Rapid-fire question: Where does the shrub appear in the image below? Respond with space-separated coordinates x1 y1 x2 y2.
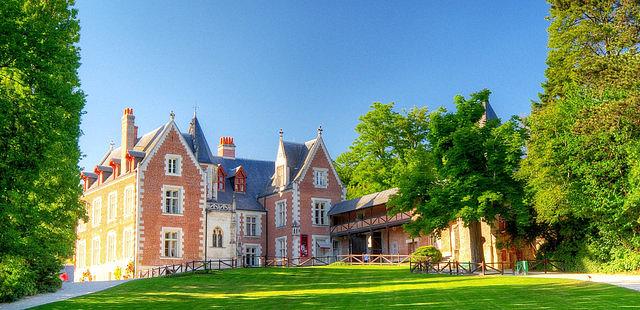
114 267 122 280
411 246 442 264
0 256 37 302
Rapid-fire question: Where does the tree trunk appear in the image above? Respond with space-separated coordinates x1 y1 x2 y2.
468 220 485 263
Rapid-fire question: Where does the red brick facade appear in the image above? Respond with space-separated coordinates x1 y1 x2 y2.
139 127 204 267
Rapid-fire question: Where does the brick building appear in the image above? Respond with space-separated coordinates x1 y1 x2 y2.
76 108 344 280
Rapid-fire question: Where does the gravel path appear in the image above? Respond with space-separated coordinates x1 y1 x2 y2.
526 272 640 292
0 280 129 310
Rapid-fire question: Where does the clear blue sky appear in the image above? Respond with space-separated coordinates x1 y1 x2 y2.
77 1 550 170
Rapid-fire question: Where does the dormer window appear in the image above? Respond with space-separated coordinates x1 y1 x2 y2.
217 166 226 192
276 165 285 187
235 175 246 192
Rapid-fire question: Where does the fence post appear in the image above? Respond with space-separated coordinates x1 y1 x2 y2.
482 262 486 275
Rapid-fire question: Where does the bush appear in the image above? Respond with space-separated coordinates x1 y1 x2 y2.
114 267 122 280
0 256 37 302
411 246 443 264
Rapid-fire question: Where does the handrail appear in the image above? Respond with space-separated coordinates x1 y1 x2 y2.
410 259 563 275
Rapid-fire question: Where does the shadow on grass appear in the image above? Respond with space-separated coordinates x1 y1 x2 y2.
36 266 640 309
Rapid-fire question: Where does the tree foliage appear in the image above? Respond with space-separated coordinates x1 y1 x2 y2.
520 88 640 271
542 0 640 104
388 90 531 262
335 102 429 199
0 0 85 301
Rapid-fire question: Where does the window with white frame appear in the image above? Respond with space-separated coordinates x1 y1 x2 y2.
312 199 330 226
107 231 116 262
276 237 286 258
244 245 258 266
91 237 100 265
212 227 223 248
313 168 328 188
77 219 86 233
275 200 286 228
107 191 117 222
162 229 181 258
92 198 102 227
163 186 182 214
124 186 134 217
123 228 134 259
245 215 257 236
77 240 86 268
165 154 182 176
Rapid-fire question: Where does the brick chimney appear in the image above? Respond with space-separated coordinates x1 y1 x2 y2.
121 108 136 175
218 136 236 159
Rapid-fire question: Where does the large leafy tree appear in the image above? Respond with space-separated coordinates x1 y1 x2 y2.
389 90 530 263
522 0 640 271
335 102 429 199
521 88 640 271
0 0 85 301
542 0 640 104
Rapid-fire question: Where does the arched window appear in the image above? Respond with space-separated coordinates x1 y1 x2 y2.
212 227 223 248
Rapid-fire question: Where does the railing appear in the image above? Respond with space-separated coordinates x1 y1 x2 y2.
336 254 410 265
331 212 412 234
138 258 239 278
410 259 563 275
264 256 336 267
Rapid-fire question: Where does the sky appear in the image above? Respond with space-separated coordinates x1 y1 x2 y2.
76 1 550 170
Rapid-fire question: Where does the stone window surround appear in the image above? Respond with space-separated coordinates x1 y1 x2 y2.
275 199 287 228
92 197 102 227
160 227 183 259
311 197 331 227
275 236 287 258
107 191 117 223
161 185 184 216
165 154 182 176
312 167 329 188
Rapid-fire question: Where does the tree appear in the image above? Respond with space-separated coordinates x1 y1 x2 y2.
520 87 640 271
335 102 429 199
389 90 531 263
0 0 85 301
542 0 640 104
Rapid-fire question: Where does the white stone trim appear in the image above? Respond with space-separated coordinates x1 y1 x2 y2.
123 185 134 218
164 154 182 176
312 167 329 188
107 191 117 223
106 230 117 263
310 197 331 227
122 226 134 261
160 227 183 259
242 211 262 237
91 197 102 227
76 239 86 269
91 236 101 266
275 236 287 258
275 199 287 228
161 185 184 215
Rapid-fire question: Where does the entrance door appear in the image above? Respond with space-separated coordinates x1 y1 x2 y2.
350 234 367 254
371 231 383 254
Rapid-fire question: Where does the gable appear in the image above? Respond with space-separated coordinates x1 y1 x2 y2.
295 137 343 190
139 121 203 177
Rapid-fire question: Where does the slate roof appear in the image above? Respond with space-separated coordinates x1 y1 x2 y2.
210 156 275 211
261 138 317 195
328 188 399 216
184 115 215 164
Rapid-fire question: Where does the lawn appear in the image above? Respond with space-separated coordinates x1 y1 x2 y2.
38 265 640 309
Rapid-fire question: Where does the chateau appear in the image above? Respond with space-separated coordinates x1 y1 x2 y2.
76 108 345 281
75 105 532 281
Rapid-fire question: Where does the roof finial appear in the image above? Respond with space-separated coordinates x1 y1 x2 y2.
317 125 323 136
279 128 283 139
193 104 198 117
109 139 115 150
169 110 175 121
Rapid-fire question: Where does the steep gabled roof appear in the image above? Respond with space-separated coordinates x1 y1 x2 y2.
184 115 215 164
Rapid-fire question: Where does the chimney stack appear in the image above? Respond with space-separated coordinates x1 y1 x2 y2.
121 108 136 175
218 136 236 159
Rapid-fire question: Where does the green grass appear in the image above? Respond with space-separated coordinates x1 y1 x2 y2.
38 265 640 309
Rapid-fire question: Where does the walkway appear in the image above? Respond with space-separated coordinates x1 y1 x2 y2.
0 280 129 310
527 272 640 292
